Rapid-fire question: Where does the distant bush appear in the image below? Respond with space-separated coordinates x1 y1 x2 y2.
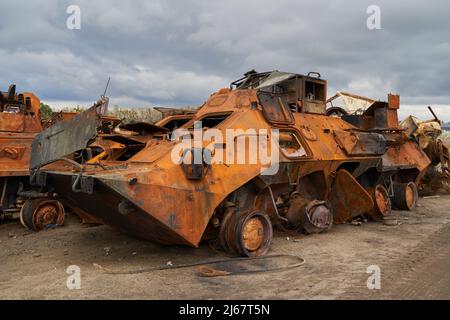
111 106 162 124
39 103 53 120
55 105 164 124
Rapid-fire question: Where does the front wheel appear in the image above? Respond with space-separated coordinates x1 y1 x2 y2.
220 211 273 257
20 199 65 231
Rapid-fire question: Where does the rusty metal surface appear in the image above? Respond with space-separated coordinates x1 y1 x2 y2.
400 114 444 150
32 70 436 255
369 184 392 220
0 85 64 222
300 200 333 234
19 199 65 231
333 130 386 156
330 169 374 224
0 85 113 226
0 85 44 177
425 140 450 173
0 134 37 177
382 140 430 173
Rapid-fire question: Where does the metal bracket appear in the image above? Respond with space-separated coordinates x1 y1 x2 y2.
30 170 47 187
267 185 288 222
72 174 94 194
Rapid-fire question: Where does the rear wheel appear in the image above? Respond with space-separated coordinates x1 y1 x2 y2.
20 199 65 231
393 182 418 210
368 184 392 220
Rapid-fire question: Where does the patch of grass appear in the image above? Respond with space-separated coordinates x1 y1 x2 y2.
111 107 162 124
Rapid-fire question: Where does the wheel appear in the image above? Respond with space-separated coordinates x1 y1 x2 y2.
393 182 418 210
326 107 348 118
301 200 333 234
368 184 392 220
221 211 273 257
20 199 65 231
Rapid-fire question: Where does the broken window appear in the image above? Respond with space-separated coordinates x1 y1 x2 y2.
161 118 192 132
186 113 232 129
305 80 325 102
279 131 307 158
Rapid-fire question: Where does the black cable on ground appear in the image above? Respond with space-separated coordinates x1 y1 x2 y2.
93 254 305 277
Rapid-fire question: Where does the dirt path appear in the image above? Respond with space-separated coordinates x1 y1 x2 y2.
1 195 449 300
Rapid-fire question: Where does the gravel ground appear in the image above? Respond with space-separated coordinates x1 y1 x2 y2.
1 195 449 300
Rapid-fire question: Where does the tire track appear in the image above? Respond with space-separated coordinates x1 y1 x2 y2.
340 222 450 299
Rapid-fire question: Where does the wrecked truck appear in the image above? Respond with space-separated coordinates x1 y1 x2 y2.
0 84 65 230
29 70 430 256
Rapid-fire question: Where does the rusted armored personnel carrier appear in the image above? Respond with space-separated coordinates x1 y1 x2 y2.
30 70 430 256
0 84 65 230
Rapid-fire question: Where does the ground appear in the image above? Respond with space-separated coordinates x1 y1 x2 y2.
1 195 450 300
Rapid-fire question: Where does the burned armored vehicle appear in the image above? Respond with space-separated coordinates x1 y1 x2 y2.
327 90 449 196
0 85 65 230
30 70 430 256
400 107 450 194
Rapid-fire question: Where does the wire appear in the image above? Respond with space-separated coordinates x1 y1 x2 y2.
93 254 305 277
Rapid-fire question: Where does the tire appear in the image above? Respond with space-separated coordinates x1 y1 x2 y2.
326 107 348 118
368 184 392 220
221 211 273 257
19 199 35 230
19 199 65 231
393 182 418 210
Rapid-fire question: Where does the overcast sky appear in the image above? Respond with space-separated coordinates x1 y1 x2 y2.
1 0 449 120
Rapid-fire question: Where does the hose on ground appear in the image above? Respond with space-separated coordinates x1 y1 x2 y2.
93 254 305 277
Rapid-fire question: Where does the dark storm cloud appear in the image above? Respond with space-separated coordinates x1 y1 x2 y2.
0 0 449 119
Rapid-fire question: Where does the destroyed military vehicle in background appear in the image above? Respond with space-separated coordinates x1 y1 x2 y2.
0 85 65 230
28 70 434 257
326 90 450 195
0 86 126 230
400 107 450 194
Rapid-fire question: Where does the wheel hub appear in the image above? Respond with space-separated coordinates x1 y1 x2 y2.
34 204 60 230
374 185 391 216
20 199 65 231
405 184 417 209
242 217 264 252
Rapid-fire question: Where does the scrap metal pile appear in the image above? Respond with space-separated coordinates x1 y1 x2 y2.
2 70 449 257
